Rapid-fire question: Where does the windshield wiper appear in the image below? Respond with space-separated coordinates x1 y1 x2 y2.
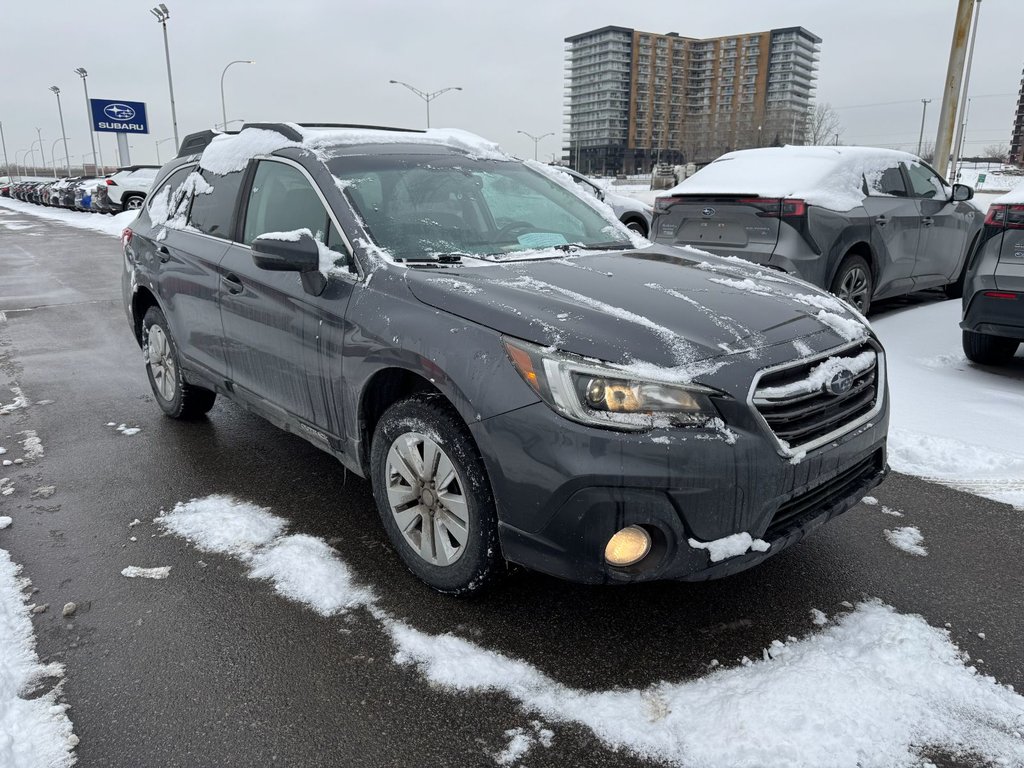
400 252 464 266
553 241 631 253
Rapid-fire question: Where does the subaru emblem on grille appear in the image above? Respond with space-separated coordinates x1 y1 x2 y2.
824 369 854 396
701 207 716 217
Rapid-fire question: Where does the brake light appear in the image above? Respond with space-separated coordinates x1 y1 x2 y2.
655 196 679 213
106 179 117 186
121 228 133 248
737 197 807 218
984 204 1024 229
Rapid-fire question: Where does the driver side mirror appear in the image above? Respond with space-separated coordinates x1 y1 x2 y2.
252 231 320 272
951 183 973 202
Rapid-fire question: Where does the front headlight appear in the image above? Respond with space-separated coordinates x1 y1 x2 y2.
504 337 720 430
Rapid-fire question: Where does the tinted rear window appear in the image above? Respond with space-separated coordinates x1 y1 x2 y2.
188 169 244 239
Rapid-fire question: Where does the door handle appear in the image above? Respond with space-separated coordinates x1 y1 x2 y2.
157 245 170 263
874 215 888 227
922 217 934 227
221 273 243 295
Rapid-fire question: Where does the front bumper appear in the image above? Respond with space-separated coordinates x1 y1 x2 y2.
471 393 889 585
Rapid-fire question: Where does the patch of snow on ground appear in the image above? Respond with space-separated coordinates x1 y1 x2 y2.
0 197 138 238
687 532 769 563
391 601 1024 768
0 386 29 415
493 721 554 766
17 431 43 460
0 517 11 530
0 549 78 768
120 566 171 580
155 495 285 557
862 496 879 506
885 527 928 557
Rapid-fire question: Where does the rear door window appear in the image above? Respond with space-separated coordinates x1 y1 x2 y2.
188 170 244 239
146 165 193 224
867 165 907 197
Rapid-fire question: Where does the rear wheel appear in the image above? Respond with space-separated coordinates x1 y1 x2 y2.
623 217 649 238
123 194 145 211
370 393 504 595
962 330 1020 365
141 306 217 418
830 254 874 314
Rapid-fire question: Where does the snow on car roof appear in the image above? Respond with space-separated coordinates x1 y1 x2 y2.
994 186 1024 205
199 125 508 175
667 145 922 212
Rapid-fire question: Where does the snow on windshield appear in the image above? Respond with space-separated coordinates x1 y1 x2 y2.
668 146 921 212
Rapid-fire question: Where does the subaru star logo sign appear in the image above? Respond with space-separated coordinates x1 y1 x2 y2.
701 207 716 217
824 369 854 396
103 103 136 121
90 98 149 134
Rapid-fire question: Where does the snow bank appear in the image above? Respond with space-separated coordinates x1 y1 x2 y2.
667 146 918 212
391 601 1024 768
0 197 138 237
0 550 77 768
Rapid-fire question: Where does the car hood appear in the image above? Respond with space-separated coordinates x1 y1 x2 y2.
404 245 869 377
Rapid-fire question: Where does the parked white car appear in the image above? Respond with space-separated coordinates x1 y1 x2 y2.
560 168 654 237
103 166 160 211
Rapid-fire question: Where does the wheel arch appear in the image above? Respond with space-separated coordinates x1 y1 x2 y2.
827 238 877 290
130 286 161 347
619 213 649 237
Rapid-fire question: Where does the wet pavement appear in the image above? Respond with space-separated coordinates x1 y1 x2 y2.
1 210 1022 767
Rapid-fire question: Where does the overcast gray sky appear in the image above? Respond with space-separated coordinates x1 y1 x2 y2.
2 0 1021 171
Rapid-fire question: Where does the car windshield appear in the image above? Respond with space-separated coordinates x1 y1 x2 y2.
326 154 631 261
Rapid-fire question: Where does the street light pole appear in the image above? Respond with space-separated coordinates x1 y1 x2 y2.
388 80 462 129
50 87 71 176
155 137 175 164
34 129 46 178
220 60 254 130
0 122 11 181
51 138 65 175
516 130 554 161
917 98 932 156
74 68 100 174
151 4 179 149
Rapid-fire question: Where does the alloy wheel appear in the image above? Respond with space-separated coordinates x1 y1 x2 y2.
147 325 177 402
837 266 870 310
385 432 469 567
125 197 144 210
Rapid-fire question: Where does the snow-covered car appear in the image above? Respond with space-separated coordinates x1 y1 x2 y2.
960 188 1024 364
560 167 653 237
103 165 159 211
121 122 889 595
653 146 984 314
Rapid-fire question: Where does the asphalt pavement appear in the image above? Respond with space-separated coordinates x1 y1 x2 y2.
1 209 1022 767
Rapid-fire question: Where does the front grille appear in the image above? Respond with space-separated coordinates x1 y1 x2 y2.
752 341 881 453
766 449 883 539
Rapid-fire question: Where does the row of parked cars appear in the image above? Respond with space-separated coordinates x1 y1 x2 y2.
1 165 159 214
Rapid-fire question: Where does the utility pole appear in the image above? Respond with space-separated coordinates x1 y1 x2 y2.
0 122 11 181
917 99 932 156
951 0 982 179
934 0 976 177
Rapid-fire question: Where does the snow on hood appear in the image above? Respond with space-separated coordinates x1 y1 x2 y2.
667 145 921 212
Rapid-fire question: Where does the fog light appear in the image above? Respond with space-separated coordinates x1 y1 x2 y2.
604 525 652 567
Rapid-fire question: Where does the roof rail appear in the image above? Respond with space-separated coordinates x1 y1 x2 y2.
176 129 238 158
295 123 426 134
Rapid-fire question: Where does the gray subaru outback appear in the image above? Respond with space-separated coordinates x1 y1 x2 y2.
121 123 889 594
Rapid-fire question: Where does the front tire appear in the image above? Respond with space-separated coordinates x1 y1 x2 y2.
962 330 1020 365
370 393 504 595
623 217 649 238
830 254 874 315
141 306 217 419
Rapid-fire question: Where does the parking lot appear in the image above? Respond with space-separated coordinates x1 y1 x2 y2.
2 204 1024 767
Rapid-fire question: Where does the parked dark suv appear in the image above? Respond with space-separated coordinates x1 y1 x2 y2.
121 123 889 594
961 192 1024 364
653 146 983 314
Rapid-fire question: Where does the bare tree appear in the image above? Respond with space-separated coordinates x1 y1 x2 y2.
807 103 842 146
983 143 1010 163
919 140 935 163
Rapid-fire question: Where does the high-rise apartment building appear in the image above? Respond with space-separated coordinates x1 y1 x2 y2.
564 25 821 174
1010 66 1024 164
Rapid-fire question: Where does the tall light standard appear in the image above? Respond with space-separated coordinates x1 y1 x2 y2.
0 122 11 181
220 59 254 130
17 149 32 178
150 4 179 149
32 131 46 177
73 68 100 174
155 137 176 164
516 130 554 161
51 138 69 176
917 99 932 156
388 80 462 129
49 86 71 176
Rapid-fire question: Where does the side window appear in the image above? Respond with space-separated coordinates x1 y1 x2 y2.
147 165 193 225
904 162 945 200
867 165 907 197
243 161 331 246
188 169 244 239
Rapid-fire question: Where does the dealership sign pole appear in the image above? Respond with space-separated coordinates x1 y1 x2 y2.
90 99 149 167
